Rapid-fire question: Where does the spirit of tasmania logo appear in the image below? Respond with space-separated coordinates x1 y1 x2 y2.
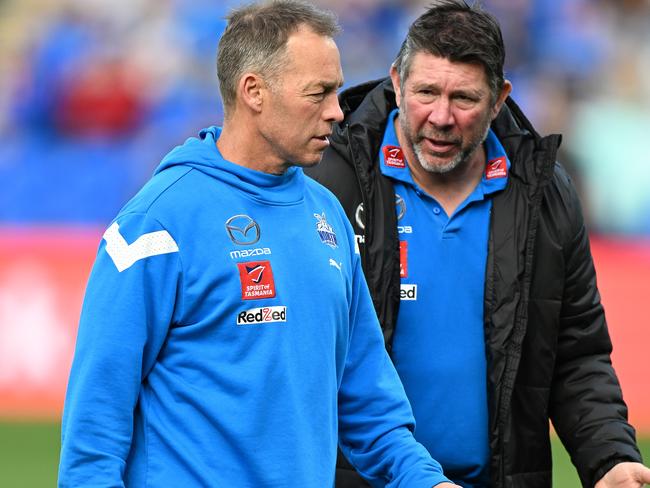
236 306 286 325
399 241 408 278
486 156 508 180
237 260 276 300
383 145 405 168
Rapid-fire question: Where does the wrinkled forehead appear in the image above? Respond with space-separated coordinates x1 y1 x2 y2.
405 51 489 86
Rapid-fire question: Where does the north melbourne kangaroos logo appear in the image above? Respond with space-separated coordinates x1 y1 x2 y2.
314 212 338 249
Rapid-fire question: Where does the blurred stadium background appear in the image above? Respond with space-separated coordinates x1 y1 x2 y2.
0 0 649 485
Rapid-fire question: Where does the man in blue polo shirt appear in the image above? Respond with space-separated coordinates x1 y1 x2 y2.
306 1 650 487
378 109 509 485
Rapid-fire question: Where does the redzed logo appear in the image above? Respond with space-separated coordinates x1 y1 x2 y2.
400 284 417 301
399 241 408 278
383 145 406 168
237 260 276 300
237 306 287 325
486 156 507 180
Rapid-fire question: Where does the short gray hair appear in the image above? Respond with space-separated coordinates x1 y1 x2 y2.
217 0 340 115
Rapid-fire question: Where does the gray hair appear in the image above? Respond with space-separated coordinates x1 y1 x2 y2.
393 0 506 102
217 0 340 115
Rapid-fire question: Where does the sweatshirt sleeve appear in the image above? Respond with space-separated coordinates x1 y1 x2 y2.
337 250 450 487
58 213 182 487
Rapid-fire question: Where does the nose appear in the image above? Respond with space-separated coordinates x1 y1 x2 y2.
427 97 455 129
323 92 344 123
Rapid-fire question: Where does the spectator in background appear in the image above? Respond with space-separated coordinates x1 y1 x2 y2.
0 0 228 224
58 1 459 487
306 0 650 486
566 0 650 235
1 0 650 231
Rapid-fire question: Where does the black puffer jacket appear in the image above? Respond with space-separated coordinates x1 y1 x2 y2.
306 78 641 488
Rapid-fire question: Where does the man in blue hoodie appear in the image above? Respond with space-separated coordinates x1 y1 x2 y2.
58 2 458 487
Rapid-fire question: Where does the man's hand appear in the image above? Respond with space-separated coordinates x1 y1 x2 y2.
595 462 650 487
434 483 461 487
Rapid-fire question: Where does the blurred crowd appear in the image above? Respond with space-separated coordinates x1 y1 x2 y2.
1 0 649 234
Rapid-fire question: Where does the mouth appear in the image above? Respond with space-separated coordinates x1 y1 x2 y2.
313 135 331 146
423 137 457 154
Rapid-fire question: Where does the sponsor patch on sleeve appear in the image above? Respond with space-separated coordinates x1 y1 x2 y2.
237 260 276 300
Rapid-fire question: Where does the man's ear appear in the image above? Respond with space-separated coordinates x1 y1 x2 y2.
491 79 512 120
239 73 265 113
390 65 402 108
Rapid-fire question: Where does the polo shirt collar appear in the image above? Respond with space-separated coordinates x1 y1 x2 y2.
379 108 510 197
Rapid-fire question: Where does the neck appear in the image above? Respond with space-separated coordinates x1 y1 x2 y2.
395 119 485 216
217 116 288 175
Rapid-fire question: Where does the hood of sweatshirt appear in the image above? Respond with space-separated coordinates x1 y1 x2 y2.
155 126 306 205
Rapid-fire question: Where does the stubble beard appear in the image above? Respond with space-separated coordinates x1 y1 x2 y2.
401 112 492 175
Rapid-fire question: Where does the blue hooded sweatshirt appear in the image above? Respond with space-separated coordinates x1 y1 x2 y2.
58 127 450 487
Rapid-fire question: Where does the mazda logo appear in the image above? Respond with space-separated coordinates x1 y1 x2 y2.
355 195 406 230
395 194 406 221
355 203 365 230
225 215 260 245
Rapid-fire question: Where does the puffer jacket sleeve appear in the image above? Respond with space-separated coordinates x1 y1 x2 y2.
547 164 641 487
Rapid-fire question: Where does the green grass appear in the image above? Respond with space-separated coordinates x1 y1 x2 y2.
0 421 61 487
0 420 648 487
553 435 650 487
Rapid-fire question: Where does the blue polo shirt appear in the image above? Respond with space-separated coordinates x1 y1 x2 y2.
381 110 509 487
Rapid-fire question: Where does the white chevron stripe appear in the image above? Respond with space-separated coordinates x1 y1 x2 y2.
103 222 179 272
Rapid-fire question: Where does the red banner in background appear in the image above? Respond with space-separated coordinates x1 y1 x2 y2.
0 229 649 433
0 227 101 419
590 237 650 434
